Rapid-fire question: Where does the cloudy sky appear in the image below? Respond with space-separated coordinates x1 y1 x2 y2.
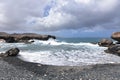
0 0 120 37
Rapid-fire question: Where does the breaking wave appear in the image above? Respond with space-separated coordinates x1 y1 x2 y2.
1 39 120 66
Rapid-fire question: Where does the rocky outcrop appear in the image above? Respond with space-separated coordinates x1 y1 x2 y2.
0 32 56 43
98 39 113 47
98 32 120 56
0 48 20 57
111 32 120 42
104 45 120 56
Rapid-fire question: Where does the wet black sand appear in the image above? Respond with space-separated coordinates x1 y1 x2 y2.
0 57 120 80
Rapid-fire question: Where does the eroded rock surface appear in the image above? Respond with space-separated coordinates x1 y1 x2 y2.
0 32 56 43
104 45 120 56
98 39 113 47
0 48 20 57
111 32 120 42
98 32 120 56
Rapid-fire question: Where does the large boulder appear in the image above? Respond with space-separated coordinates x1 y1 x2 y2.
104 45 120 56
0 48 20 57
98 39 113 47
111 32 120 42
5 48 20 56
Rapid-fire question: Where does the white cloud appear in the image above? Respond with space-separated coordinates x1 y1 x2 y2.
75 0 91 4
0 0 119 32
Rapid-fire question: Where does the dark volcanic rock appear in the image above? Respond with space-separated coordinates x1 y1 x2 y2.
104 45 120 56
5 48 20 56
0 32 56 43
98 39 113 47
98 32 120 56
0 48 20 57
111 32 120 42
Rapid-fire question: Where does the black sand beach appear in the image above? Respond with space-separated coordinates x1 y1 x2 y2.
0 57 120 80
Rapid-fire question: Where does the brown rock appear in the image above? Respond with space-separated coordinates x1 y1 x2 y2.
98 39 113 47
0 32 56 43
111 32 120 42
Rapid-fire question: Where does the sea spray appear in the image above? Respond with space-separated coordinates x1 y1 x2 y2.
0 38 120 66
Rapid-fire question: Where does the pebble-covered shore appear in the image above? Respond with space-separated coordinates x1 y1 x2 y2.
0 57 120 80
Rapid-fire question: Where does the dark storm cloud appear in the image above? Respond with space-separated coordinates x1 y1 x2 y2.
0 0 120 32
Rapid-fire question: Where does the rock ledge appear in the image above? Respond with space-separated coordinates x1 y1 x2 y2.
0 32 56 43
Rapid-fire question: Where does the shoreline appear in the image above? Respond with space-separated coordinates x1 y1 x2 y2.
0 57 120 80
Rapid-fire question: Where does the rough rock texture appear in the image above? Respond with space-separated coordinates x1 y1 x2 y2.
111 32 120 42
0 48 20 57
5 48 20 56
101 32 120 56
98 39 113 47
104 45 120 56
0 32 56 43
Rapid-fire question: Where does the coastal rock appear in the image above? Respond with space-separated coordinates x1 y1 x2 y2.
111 32 120 42
97 32 120 56
5 48 20 56
0 48 20 57
98 39 113 47
0 32 56 43
104 45 120 56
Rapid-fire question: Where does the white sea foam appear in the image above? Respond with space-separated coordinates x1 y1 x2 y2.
18 45 120 66
33 39 68 46
33 39 99 47
1 39 120 66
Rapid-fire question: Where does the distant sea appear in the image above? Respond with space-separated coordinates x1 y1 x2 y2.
0 37 120 66
58 37 106 43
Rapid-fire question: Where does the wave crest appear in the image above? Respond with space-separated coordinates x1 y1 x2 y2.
33 39 98 46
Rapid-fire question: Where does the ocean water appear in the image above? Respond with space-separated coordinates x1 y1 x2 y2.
0 37 120 66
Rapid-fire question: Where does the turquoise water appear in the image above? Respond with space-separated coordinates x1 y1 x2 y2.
0 37 120 66
57 37 105 43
